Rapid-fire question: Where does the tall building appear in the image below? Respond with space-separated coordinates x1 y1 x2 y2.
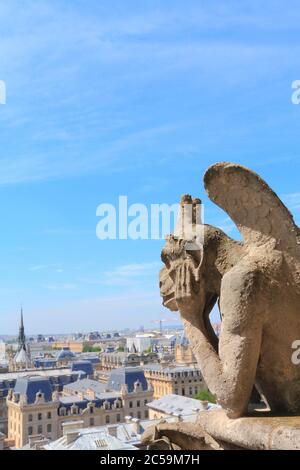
143 364 206 400
7 377 60 448
0 368 86 435
6 367 154 448
126 336 153 353
99 351 159 371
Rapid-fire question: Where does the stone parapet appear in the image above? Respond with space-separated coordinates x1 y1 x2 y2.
198 409 300 450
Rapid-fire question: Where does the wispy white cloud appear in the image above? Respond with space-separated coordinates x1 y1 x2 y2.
29 265 49 272
283 193 300 212
1 1 299 185
41 283 76 291
29 264 63 273
82 261 161 287
105 262 161 277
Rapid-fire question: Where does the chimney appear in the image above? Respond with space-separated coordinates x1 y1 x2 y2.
28 435 49 450
66 431 80 445
0 433 4 451
131 418 142 435
198 400 209 411
62 420 84 438
107 426 118 437
86 388 96 399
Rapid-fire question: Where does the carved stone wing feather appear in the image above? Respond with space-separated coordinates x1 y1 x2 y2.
204 162 300 255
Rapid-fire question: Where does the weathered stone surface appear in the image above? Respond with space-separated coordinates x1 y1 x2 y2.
160 162 300 419
198 409 300 450
141 421 222 450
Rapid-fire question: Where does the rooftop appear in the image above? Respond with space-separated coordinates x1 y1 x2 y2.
56 348 76 360
147 394 219 421
45 427 137 451
14 348 31 364
107 367 148 392
63 378 120 400
44 419 163 450
0 367 77 382
14 376 52 404
143 363 201 374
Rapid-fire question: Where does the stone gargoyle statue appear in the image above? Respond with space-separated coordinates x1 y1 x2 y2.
160 162 300 418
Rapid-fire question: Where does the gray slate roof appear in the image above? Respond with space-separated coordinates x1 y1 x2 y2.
147 394 219 419
107 367 148 392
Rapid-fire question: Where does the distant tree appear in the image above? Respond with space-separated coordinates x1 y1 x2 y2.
83 344 102 353
194 389 216 404
117 346 125 352
5 346 15 355
143 347 152 354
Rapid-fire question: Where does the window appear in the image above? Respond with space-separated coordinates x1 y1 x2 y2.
38 413 42 421
47 411 51 419
106 415 110 424
47 424 52 433
90 418 94 426
28 414 33 422
38 425 43 434
144 410 149 419
137 411 141 419
28 426 33 436
129 401 133 408
144 399 148 405
137 400 140 408
182 388 185 396
90 407 94 414
189 387 193 396
117 414 121 423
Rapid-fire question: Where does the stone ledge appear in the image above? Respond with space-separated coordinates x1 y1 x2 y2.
141 421 223 450
198 409 300 450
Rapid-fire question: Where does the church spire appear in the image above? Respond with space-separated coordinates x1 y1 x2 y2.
18 307 26 351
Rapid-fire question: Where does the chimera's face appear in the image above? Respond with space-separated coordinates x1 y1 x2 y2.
159 236 203 312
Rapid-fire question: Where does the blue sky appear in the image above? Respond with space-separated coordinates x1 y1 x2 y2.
0 0 300 334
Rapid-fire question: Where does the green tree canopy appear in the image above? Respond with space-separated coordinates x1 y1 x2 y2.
83 344 102 353
194 389 216 404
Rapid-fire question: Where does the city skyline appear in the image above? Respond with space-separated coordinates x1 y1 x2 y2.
1 1 300 333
